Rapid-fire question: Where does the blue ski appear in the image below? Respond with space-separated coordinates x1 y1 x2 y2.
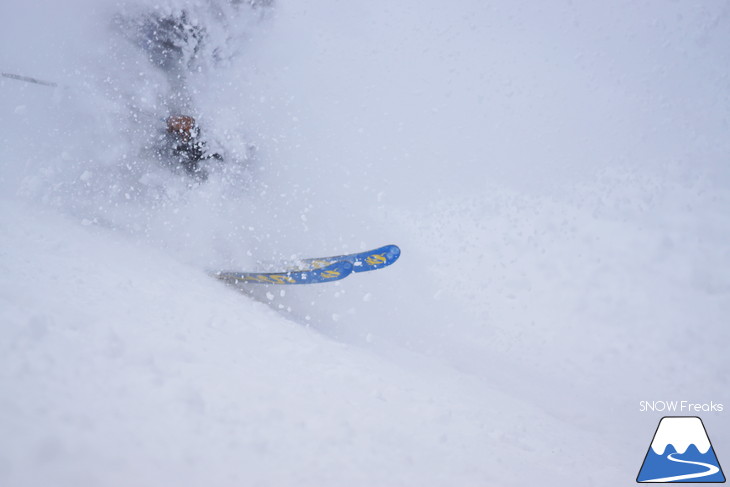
213 245 400 286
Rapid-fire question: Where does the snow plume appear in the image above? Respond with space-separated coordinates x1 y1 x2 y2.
224 1 730 341
1 0 274 268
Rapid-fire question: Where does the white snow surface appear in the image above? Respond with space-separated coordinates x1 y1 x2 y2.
1 0 730 486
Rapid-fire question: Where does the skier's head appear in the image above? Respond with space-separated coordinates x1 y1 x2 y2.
166 115 198 141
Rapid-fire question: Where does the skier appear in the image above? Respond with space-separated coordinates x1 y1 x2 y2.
161 115 223 179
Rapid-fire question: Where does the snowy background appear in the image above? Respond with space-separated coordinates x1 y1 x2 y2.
1 0 729 485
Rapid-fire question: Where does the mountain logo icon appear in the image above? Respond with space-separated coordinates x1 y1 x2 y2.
637 416 725 483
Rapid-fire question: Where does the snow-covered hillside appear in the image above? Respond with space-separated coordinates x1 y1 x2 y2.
1 1 729 486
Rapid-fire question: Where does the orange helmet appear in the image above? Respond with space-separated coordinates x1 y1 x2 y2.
166 115 197 141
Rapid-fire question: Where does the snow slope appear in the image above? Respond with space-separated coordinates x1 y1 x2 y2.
1 200 581 486
2 0 730 486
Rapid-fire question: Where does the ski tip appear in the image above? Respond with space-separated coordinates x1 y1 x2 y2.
351 244 401 272
388 244 401 259
382 244 401 264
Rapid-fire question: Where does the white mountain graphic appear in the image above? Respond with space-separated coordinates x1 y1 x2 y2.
651 417 712 455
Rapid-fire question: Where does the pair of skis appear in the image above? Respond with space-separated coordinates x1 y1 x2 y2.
213 244 401 285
